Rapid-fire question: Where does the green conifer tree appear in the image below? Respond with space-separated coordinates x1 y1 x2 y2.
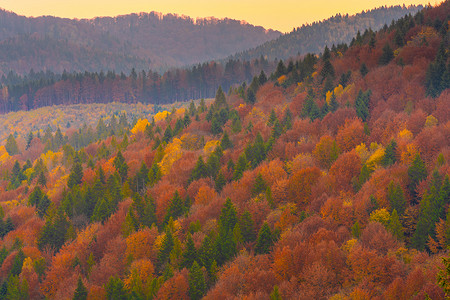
73 277 88 300
255 222 273 254
189 261 206 300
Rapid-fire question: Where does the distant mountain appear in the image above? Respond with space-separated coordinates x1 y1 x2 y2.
0 10 281 74
232 5 422 61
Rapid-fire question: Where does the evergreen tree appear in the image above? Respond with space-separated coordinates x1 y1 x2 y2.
206 154 220 179
387 180 406 215
215 171 226 192
408 153 427 203
73 277 88 300
379 43 394 65
91 199 109 223
191 156 208 181
360 63 369 77
382 140 397 166
388 209 404 241
157 228 174 272
5 134 19 156
214 86 227 110
25 131 33 150
425 42 449 97
233 153 248 181
164 191 185 224
189 261 206 300
113 151 128 183
182 234 197 269
355 89 372 122
220 131 233 150
282 108 293 130
209 115 221 135
68 156 83 189
148 162 161 186
274 60 287 77
352 221 361 238
106 277 128 300
258 70 267 85
270 285 282 300
10 249 25 276
37 171 47 187
240 211 256 243
162 125 173 143
255 222 273 254
28 186 50 217
268 109 278 126
252 173 267 196
217 199 238 264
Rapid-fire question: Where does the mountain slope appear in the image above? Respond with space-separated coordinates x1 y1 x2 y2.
0 2 449 300
232 5 422 61
0 10 280 74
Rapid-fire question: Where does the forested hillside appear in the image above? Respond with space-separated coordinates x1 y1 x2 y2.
0 57 275 113
232 5 422 61
0 9 280 74
0 1 448 299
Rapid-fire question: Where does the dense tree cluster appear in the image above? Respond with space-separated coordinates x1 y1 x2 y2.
0 2 448 299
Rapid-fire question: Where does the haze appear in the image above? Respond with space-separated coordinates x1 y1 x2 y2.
2 0 432 32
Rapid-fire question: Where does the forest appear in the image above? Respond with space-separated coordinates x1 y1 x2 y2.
232 5 422 62
0 57 275 113
0 1 448 299
0 9 280 74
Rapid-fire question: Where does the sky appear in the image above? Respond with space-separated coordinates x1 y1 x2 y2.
0 0 435 32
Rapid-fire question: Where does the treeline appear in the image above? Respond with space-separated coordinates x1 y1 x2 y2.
0 57 276 113
0 9 280 74
232 5 422 61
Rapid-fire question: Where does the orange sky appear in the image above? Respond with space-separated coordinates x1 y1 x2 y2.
1 0 436 32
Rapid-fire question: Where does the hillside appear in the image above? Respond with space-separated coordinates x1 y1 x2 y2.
232 5 422 61
0 1 448 299
0 10 280 74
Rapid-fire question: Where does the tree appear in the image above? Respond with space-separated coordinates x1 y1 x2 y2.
214 86 227 110
215 171 226 192
37 171 47 187
164 191 185 224
360 63 369 77
255 222 273 254
157 228 174 272
182 234 197 269
233 153 248 181
408 153 427 203
355 89 371 122
73 277 87 300
387 181 406 215
379 43 394 65
388 209 404 241
189 261 206 300
68 156 83 189
91 199 109 223
28 186 51 217
114 151 128 182
220 131 233 150
382 140 397 166
270 285 282 300
191 156 207 182
240 211 256 243
438 252 450 297
5 134 19 155
106 277 128 300
25 131 33 150
313 135 340 169
217 199 238 264
352 221 361 238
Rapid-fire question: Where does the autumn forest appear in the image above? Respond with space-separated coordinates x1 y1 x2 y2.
0 1 449 300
